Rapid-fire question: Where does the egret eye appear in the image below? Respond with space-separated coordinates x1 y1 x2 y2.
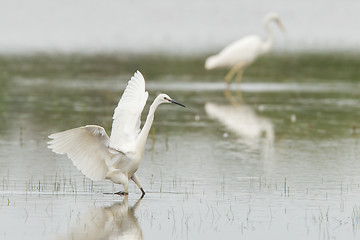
164 97 167 100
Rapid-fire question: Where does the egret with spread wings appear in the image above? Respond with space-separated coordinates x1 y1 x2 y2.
48 71 185 197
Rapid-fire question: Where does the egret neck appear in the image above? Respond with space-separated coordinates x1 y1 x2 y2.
136 96 162 154
260 19 274 55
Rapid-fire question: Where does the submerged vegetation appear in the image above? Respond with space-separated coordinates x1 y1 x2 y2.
0 51 360 82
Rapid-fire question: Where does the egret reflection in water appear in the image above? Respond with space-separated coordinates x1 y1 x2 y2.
205 102 274 146
55 197 143 240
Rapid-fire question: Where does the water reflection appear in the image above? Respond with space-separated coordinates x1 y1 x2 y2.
56 197 143 240
205 102 274 146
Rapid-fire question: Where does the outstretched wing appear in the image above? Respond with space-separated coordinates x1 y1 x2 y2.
110 71 149 150
48 125 112 181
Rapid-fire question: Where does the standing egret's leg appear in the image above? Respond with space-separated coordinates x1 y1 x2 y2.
131 174 145 198
235 68 244 84
234 68 244 104
224 64 242 84
106 171 129 195
224 63 244 105
114 182 128 195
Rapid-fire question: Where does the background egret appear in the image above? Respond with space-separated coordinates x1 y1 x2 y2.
48 71 185 197
205 12 285 84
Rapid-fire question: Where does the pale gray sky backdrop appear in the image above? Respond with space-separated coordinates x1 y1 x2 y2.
0 0 359 54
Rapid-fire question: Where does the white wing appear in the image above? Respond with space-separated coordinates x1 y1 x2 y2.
110 71 149 150
48 125 112 181
205 35 263 69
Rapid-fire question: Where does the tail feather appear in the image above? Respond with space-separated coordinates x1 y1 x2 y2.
205 55 219 70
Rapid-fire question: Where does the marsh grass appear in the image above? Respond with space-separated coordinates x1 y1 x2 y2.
1 52 360 82
0 173 98 196
352 205 360 234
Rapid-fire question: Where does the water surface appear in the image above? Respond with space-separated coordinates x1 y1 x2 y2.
0 54 360 239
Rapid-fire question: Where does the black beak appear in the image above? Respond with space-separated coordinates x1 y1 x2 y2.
170 99 186 107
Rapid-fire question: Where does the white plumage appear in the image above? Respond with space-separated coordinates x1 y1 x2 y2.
48 71 185 196
48 125 111 181
110 71 149 150
205 12 285 83
205 36 263 70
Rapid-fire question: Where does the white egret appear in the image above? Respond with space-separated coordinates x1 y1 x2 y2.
205 12 285 84
48 71 185 197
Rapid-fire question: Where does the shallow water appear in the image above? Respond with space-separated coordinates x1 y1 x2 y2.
1 55 360 239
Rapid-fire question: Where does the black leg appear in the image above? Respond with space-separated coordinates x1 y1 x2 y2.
140 188 145 198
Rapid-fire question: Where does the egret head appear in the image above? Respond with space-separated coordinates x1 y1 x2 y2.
157 93 186 107
263 12 286 32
